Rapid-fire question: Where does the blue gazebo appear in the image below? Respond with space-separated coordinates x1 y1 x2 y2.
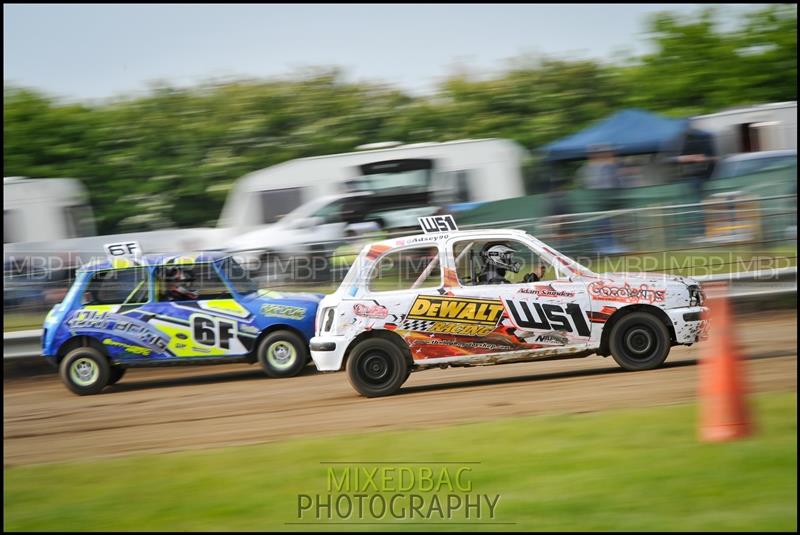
541 109 714 162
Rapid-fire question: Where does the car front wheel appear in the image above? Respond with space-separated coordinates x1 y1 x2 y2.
257 330 309 378
609 311 671 371
59 347 111 395
346 338 409 397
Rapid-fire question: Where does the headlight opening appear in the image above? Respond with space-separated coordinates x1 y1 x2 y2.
318 307 336 334
689 285 704 307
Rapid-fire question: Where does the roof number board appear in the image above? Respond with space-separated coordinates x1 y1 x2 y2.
418 215 458 234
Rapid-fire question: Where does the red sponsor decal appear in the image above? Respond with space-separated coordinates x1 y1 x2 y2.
588 306 618 323
443 267 460 288
366 244 391 261
410 341 467 359
402 326 545 360
588 281 666 304
353 303 389 319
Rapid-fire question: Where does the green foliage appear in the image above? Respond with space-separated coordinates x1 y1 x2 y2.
3 5 796 234
620 4 797 115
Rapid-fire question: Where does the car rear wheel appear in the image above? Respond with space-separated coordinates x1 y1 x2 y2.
346 338 409 397
609 311 671 371
59 347 111 395
257 330 309 378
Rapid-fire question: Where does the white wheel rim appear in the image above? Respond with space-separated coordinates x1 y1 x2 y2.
266 341 297 370
70 357 99 386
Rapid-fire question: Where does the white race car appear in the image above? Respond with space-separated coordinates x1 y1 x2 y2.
310 216 709 397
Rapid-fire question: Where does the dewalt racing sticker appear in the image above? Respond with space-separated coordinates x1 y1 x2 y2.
400 295 505 337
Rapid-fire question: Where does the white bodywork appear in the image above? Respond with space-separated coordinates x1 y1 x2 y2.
310 229 708 372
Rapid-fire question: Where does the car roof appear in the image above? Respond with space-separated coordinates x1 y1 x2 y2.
371 228 531 250
78 251 230 272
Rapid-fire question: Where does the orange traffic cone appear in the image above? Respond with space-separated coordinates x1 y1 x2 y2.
698 282 753 442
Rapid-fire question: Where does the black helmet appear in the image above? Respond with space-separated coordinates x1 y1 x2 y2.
481 244 521 273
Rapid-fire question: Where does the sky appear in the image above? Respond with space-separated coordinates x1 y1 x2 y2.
4 3 764 102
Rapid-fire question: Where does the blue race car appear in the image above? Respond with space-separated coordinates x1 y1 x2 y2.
42 252 321 395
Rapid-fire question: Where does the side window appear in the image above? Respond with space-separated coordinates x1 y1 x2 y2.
156 263 232 302
453 239 555 286
369 246 441 292
260 187 303 225
312 199 346 224
84 268 149 305
432 170 471 205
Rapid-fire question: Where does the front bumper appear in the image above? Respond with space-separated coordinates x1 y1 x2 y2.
309 335 348 371
666 306 709 344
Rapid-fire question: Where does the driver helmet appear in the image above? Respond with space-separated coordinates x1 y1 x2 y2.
481 244 521 273
164 266 194 283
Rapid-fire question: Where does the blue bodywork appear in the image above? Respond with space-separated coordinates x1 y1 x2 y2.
42 253 321 365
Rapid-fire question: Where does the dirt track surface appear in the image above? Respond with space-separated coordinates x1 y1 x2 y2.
4 311 797 466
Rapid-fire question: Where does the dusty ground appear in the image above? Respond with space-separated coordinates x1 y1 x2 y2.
4 311 796 466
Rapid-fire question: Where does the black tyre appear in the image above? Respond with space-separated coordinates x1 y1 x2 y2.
609 311 671 371
257 330 309 378
346 338 409 397
59 347 111 395
108 366 127 385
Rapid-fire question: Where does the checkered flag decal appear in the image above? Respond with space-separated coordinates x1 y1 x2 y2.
397 319 436 332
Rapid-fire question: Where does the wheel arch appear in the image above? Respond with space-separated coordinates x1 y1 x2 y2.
55 335 108 364
342 329 412 369
251 323 310 359
598 304 676 356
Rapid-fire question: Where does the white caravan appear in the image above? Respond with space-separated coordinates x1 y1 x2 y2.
3 177 223 265
691 101 797 156
218 139 530 232
4 177 96 245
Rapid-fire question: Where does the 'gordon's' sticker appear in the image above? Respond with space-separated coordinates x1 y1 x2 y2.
406 295 504 327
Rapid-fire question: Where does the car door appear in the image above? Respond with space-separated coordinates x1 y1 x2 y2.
358 243 448 362
444 236 593 355
139 262 254 358
70 266 168 360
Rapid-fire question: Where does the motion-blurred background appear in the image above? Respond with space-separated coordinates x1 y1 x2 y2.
4 5 796 335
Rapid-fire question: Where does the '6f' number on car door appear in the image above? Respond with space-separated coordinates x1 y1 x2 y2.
191 314 236 349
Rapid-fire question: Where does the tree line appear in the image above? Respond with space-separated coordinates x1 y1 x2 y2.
3 5 796 234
